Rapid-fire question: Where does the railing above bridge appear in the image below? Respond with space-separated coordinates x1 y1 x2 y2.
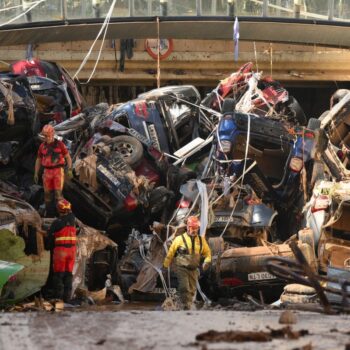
1 0 350 26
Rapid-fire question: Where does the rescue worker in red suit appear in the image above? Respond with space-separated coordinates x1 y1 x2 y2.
34 124 73 216
47 199 76 302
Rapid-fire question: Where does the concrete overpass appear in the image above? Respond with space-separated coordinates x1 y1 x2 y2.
0 0 350 47
0 0 349 116
1 17 350 48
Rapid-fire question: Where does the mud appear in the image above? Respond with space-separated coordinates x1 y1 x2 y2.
1 309 350 350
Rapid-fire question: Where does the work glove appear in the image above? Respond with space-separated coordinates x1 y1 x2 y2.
34 173 38 184
202 262 210 271
66 169 73 179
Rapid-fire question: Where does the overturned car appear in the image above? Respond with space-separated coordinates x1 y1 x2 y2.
0 191 118 305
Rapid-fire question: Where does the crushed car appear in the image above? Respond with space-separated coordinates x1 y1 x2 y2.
3 60 337 307
201 62 307 125
0 73 38 181
11 58 85 125
0 190 119 305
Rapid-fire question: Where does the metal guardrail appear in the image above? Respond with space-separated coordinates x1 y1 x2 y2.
0 0 349 25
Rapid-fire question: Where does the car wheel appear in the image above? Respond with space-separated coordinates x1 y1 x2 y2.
109 135 143 167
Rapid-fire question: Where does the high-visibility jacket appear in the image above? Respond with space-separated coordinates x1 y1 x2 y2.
163 232 211 269
48 212 76 249
48 212 77 273
38 139 68 168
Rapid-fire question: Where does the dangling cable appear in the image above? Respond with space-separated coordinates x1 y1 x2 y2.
0 0 46 27
83 10 112 84
73 0 117 80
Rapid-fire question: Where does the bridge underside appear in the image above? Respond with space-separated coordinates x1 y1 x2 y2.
0 19 349 117
1 19 350 48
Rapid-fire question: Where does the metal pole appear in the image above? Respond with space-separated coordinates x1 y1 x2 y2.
211 0 217 15
294 0 301 19
160 0 167 16
227 0 234 17
22 0 32 22
148 0 152 15
196 0 202 16
129 0 134 16
262 0 268 17
92 0 101 18
328 0 335 20
61 0 67 20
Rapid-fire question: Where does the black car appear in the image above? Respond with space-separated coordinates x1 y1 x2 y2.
0 73 38 179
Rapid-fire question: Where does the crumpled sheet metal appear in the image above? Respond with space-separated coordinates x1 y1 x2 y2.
72 220 117 295
15 211 42 235
75 219 117 258
128 235 166 294
128 224 168 295
74 154 98 190
0 193 42 233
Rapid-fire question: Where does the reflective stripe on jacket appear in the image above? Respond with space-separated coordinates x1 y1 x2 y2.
163 232 211 268
48 212 76 249
54 226 76 246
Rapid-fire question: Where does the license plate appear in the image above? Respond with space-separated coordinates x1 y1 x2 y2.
215 216 235 223
147 124 161 150
247 272 276 281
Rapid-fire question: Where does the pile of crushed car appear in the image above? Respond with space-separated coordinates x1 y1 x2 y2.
0 59 349 312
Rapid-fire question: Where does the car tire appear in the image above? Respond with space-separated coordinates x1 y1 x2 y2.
307 117 321 130
109 135 143 167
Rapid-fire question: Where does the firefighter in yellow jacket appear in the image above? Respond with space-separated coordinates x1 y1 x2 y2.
163 216 211 309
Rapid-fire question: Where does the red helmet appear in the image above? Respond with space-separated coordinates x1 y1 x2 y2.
187 216 200 229
42 124 55 137
57 199 71 213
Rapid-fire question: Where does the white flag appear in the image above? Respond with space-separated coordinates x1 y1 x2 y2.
233 17 240 62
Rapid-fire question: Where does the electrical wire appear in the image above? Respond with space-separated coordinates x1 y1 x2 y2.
0 0 46 27
0 3 36 13
73 0 117 81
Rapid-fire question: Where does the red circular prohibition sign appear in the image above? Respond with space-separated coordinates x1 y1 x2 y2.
145 38 174 60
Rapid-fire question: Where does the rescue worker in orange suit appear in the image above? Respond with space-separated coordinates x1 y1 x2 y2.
163 216 211 310
34 124 73 216
47 199 77 302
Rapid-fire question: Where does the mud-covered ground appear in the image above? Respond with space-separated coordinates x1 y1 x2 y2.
1 307 350 350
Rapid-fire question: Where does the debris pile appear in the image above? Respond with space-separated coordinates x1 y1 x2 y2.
0 60 349 312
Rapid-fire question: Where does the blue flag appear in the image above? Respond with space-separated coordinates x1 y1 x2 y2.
233 16 240 62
